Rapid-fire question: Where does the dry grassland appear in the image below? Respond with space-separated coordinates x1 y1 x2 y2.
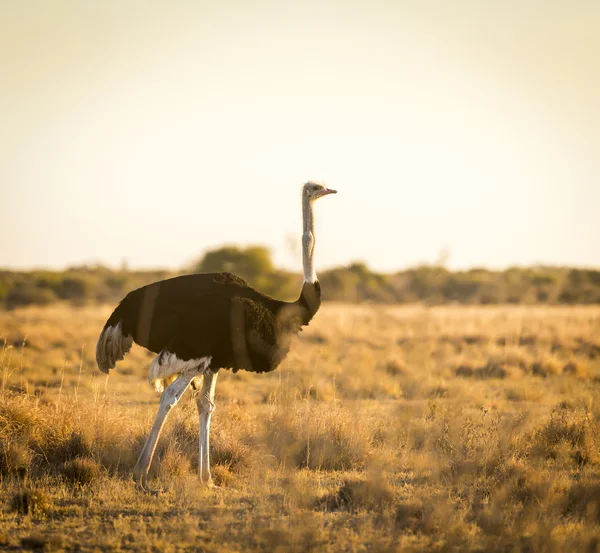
1 303 600 552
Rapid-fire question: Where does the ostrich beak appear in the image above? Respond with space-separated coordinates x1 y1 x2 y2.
319 188 337 197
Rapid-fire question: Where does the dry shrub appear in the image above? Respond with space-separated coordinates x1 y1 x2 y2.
44 430 93 465
455 362 508 379
394 500 429 531
395 495 459 539
472 503 506 537
0 390 143 479
394 373 423 400
263 403 370 471
383 356 405 376
529 357 562 378
406 418 429 452
243 511 327 553
422 410 538 512
504 387 526 402
0 393 48 478
1 392 79 458
562 481 600 523
98 441 140 475
427 384 449 398
277 471 319 510
506 470 550 506
531 409 596 464
462 334 489 346
157 445 191 482
338 364 403 400
21 534 65 552
211 464 236 487
0 392 44 440
574 339 600 360
501 348 534 370
10 489 52 515
0 441 32 479
61 457 103 485
319 476 393 512
211 433 254 472
562 361 590 378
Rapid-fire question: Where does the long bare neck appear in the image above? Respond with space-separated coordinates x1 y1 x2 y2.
302 196 317 283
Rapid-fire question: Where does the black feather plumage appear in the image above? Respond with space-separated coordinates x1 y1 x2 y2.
97 272 321 374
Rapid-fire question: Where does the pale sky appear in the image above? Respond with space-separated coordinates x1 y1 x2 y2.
1 0 598 273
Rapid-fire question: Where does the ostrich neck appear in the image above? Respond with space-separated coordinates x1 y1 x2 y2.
302 197 317 283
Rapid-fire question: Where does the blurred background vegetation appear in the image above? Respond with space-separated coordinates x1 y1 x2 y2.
1 245 599 309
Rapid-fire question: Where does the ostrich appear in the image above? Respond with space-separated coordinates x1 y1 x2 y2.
96 182 336 492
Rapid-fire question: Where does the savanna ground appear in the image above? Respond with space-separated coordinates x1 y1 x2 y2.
1 303 600 552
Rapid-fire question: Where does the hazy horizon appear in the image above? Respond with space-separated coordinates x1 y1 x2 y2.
1 249 599 275
2 1 598 273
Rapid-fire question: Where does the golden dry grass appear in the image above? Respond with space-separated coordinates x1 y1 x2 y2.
1 302 600 552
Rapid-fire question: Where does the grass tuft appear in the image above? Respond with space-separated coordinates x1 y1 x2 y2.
319 476 393 512
531 409 596 463
61 457 103 485
10 489 52 515
20 533 65 552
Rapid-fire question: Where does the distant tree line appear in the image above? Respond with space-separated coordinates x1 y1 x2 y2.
1 246 599 309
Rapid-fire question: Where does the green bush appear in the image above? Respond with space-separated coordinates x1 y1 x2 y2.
0 254 599 308
5 283 57 309
195 245 274 282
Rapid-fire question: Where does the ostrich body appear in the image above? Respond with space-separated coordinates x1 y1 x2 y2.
96 182 336 492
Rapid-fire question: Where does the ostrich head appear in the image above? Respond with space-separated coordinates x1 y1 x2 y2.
303 181 337 201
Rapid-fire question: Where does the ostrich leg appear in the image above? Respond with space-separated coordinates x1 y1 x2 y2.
133 364 206 494
196 369 218 485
